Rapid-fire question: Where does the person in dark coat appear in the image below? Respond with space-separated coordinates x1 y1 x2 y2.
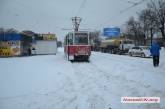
28 48 31 56
150 41 161 67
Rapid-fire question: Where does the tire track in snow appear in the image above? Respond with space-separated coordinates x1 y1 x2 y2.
71 63 107 109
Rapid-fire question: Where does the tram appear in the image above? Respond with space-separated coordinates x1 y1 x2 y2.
64 31 91 61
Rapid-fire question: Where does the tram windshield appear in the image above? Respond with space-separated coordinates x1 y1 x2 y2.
74 33 88 45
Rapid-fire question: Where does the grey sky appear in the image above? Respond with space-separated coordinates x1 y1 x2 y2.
0 0 149 40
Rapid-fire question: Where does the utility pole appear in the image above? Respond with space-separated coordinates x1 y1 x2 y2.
3 28 5 41
71 16 82 31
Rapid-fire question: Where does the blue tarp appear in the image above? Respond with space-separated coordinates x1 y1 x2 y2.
0 33 22 41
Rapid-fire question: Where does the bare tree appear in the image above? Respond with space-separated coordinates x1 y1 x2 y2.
6 28 19 33
139 8 157 45
124 0 165 46
126 16 145 45
89 31 101 51
148 0 165 42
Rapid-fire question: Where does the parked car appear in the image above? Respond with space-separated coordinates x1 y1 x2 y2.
128 46 151 58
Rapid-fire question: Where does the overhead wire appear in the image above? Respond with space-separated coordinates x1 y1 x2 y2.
12 0 63 30
6 0 148 31
98 0 148 28
61 0 88 31
76 0 87 16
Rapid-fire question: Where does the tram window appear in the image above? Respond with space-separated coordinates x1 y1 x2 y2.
67 34 73 45
68 39 73 45
75 36 88 45
64 37 67 45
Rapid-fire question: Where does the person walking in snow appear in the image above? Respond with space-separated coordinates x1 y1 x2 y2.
150 41 161 67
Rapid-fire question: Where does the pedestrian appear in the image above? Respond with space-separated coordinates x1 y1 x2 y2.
28 48 31 56
150 41 161 67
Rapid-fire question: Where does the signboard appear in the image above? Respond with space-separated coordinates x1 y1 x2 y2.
43 34 56 40
103 28 120 37
0 47 11 56
36 34 57 41
0 41 21 56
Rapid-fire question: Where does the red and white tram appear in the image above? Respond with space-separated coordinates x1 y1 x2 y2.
64 31 91 61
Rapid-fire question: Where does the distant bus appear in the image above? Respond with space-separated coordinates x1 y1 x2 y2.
64 31 91 61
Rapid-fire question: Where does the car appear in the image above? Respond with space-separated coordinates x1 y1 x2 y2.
128 46 152 58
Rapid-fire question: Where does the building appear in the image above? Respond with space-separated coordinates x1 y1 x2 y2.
0 32 22 57
0 29 57 57
34 33 57 55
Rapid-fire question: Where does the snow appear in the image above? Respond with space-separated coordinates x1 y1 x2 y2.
0 48 165 109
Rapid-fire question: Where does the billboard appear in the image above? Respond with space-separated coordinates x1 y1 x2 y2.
103 28 120 37
0 41 21 56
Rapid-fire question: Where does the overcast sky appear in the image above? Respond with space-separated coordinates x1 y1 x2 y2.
0 0 149 40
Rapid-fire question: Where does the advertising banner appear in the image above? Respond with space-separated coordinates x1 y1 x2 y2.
42 34 57 41
36 34 57 41
0 41 21 56
103 27 120 37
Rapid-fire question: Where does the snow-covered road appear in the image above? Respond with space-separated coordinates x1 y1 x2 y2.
0 48 165 109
